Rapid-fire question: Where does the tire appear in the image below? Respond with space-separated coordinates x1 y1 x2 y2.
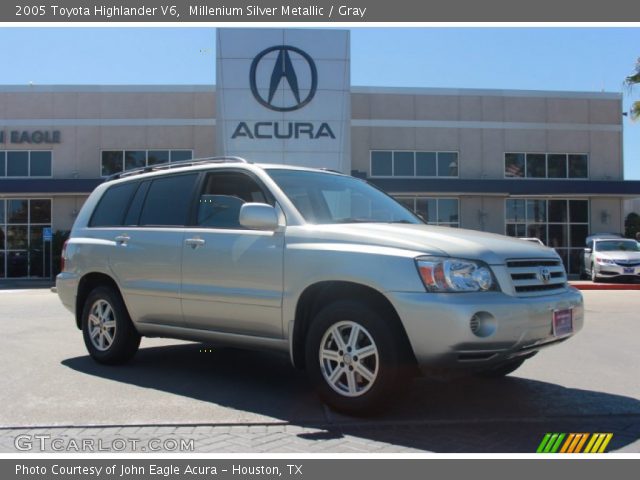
591 263 600 283
477 358 526 378
305 300 411 415
81 286 140 365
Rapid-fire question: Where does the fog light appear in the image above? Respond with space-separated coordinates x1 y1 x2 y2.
469 311 497 338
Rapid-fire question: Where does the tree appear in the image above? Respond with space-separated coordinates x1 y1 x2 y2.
625 57 640 120
625 212 640 239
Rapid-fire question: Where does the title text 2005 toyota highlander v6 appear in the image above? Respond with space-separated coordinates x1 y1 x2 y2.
57 157 583 413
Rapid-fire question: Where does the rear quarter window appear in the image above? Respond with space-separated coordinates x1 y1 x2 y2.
89 182 139 227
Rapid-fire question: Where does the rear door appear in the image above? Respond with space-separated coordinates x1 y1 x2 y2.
180 170 284 338
107 173 199 327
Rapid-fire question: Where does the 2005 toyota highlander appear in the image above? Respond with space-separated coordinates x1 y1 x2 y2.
57 157 584 413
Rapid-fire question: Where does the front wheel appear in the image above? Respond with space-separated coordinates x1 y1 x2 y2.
81 286 140 364
591 263 600 283
305 300 411 415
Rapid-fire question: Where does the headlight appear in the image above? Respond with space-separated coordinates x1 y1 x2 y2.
595 257 616 265
415 256 497 293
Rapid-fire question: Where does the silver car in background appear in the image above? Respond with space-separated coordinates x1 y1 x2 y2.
57 158 584 414
583 236 640 282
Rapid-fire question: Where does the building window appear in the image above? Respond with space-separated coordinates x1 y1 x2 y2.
394 196 460 227
0 198 52 279
505 198 589 275
0 151 52 177
504 153 588 179
371 151 458 178
101 149 194 177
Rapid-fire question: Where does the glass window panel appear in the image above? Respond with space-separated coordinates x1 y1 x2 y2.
438 199 459 224
139 174 198 226
123 181 150 226
569 154 588 178
568 249 583 275
548 200 568 223
557 250 569 275
438 152 458 177
30 151 52 177
30 200 51 224
0 152 6 176
393 152 414 176
506 199 526 222
527 199 546 223
416 152 437 176
0 226 5 250
416 198 437 223
147 150 169 165
547 154 567 178
7 226 28 249
395 197 415 212
124 151 146 171
569 200 589 223
0 251 4 278
7 151 28 177
0 199 4 224
170 150 192 163
8 200 28 223
90 182 139 227
371 151 392 176
29 226 46 277
101 151 123 176
570 224 589 248
506 224 517 237
526 154 546 178
548 224 568 248
7 251 28 278
526 224 547 245
516 224 526 237
505 153 525 178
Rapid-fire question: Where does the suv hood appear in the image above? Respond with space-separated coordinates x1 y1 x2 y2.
301 223 559 265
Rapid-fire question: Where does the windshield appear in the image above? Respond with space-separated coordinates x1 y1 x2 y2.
596 240 640 252
267 169 423 225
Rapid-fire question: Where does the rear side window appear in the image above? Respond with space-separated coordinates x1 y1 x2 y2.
89 182 139 227
139 173 198 226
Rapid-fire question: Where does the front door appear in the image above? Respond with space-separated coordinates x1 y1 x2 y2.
181 170 284 338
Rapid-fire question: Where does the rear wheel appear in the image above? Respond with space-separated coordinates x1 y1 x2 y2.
305 300 411 415
81 286 140 364
477 358 526 378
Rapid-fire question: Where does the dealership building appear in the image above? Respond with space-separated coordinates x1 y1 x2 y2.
1 28 639 280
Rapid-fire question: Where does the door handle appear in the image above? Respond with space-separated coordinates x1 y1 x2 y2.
114 234 130 245
185 237 206 249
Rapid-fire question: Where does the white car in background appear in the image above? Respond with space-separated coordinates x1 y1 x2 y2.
583 235 640 282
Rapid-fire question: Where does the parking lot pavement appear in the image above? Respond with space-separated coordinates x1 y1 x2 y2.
0 289 639 453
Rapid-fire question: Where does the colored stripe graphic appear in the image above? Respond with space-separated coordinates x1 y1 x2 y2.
538 433 613 453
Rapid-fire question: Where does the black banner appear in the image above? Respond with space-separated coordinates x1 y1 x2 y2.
3 0 640 22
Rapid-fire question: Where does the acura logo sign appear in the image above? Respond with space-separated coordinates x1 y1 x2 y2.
249 45 318 112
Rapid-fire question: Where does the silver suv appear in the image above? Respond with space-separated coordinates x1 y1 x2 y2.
57 157 584 413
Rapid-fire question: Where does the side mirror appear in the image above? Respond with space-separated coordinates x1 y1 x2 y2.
583 247 592 253
239 203 279 231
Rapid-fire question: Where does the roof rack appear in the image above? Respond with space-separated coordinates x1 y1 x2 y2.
106 156 250 181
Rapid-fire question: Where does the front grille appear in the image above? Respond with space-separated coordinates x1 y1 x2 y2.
615 260 640 267
506 258 567 297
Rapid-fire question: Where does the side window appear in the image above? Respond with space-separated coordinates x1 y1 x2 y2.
139 174 198 226
89 182 139 227
196 172 271 229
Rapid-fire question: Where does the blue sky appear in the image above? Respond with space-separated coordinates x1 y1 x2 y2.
1 27 638 178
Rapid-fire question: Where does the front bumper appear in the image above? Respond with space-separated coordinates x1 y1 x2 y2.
387 287 583 373
595 263 640 278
